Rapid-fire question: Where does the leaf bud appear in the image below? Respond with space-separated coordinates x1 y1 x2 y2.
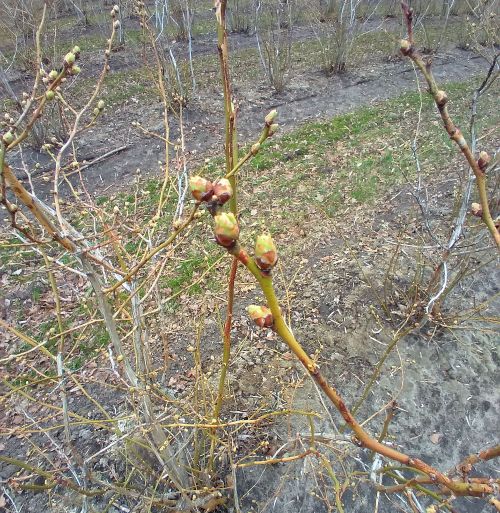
247 305 273 328
97 100 105 110
268 124 279 137
114 20 121 29
45 90 55 101
72 46 81 55
255 234 278 271
71 65 81 75
214 212 239 248
48 70 58 81
251 142 261 155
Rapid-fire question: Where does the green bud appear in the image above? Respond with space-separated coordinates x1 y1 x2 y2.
97 100 105 110
189 175 213 202
251 142 261 155
45 90 55 101
213 178 233 205
2 131 14 145
71 65 81 75
48 70 58 81
93 108 100 116
64 52 76 65
247 305 273 328
265 109 278 125
214 212 239 248
72 46 81 55
255 234 278 272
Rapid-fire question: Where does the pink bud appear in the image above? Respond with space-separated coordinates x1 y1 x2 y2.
435 90 447 107
470 203 483 217
477 151 491 171
400 39 411 55
189 175 213 202
255 234 278 272
214 213 239 248
213 178 233 205
247 305 273 328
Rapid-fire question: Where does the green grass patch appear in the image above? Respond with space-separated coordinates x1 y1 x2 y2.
239 76 498 218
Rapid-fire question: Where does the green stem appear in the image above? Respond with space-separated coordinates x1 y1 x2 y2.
225 124 271 180
402 8 499 248
228 244 498 498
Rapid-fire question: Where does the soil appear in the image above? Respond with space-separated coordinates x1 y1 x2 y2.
1 11 499 513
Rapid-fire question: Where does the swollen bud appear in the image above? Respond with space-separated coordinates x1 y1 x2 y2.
265 109 278 126
477 151 491 171
189 175 213 202
255 234 278 272
435 90 447 107
48 70 58 81
247 305 273 328
93 108 100 116
97 100 105 110
214 212 239 248
213 178 233 205
2 131 14 145
45 90 55 101
400 39 411 55
72 46 81 55
71 65 81 75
